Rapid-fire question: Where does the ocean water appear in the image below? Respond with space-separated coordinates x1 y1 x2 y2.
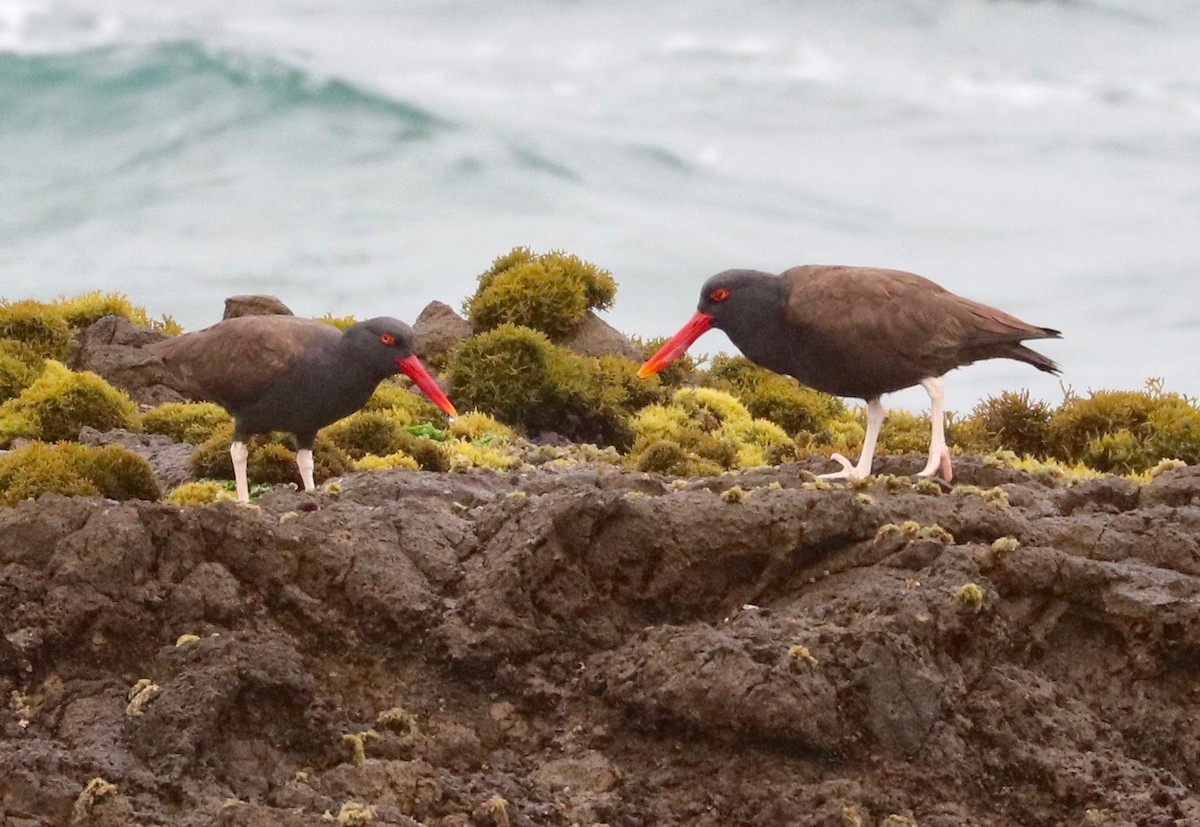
2 0 1198 413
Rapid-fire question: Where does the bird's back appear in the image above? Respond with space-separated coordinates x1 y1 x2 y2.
779 265 1060 397
151 315 340 415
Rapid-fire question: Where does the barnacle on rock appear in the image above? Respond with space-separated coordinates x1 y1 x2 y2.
125 678 160 716
375 706 419 734
720 485 748 504
991 536 1021 554
955 583 985 612
333 801 375 825
787 644 819 666
71 778 119 823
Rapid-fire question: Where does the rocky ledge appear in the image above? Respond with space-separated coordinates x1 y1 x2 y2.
3 458 1200 826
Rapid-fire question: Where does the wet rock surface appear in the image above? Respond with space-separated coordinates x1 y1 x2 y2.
3 461 1200 825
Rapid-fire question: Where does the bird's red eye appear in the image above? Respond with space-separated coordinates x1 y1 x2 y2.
710 288 731 302
379 333 396 346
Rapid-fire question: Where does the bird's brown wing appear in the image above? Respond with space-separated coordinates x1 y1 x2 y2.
782 265 1052 379
151 316 338 411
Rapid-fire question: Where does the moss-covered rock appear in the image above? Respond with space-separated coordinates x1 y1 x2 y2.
465 248 618 340
353 451 420 472
394 431 450 472
633 438 702 477
0 441 160 505
447 410 515 442
447 324 639 447
877 409 941 457
189 427 355 486
957 390 1053 458
322 411 409 460
444 437 521 471
1047 384 1200 473
448 324 568 426
635 335 698 388
54 291 181 334
365 380 448 426
0 361 139 447
627 388 796 476
139 402 232 445
0 299 72 360
87 444 163 501
702 355 845 435
165 480 234 506
0 339 45 404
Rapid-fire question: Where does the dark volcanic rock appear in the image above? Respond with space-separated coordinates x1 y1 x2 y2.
412 300 472 366
560 310 642 360
3 465 1200 825
70 315 187 405
222 295 294 319
78 426 194 490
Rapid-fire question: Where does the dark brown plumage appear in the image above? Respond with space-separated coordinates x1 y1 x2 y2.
639 265 1061 481
152 314 456 501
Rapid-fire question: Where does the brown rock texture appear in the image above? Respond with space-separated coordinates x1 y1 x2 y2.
69 316 185 406
559 310 642 360
3 461 1200 825
412 301 473 366
222 295 295 320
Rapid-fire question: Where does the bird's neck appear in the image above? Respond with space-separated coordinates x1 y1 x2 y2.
716 280 808 376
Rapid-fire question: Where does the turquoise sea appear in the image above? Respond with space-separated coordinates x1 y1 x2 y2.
2 0 1198 411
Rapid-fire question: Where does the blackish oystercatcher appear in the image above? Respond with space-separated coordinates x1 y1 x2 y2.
639 265 1060 481
153 315 456 501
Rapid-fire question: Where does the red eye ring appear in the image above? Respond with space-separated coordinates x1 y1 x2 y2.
710 288 731 302
379 333 396 346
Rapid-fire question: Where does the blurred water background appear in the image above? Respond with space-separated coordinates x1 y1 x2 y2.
2 0 1198 411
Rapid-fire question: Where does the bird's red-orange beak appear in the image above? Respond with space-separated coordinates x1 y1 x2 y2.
637 311 714 378
396 354 458 417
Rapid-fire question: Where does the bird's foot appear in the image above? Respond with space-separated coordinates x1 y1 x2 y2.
818 453 869 482
916 446 954 482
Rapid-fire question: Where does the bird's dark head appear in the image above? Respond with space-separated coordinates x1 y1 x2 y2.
347 317 457 416
638 269 778 379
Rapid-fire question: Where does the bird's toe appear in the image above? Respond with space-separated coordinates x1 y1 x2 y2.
818 453 864 481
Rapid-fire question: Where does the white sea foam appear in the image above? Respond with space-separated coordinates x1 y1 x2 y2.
0 1 123 54
2 0 1199 405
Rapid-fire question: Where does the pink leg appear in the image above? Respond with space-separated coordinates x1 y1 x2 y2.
917 377 953 481
821 397 885 481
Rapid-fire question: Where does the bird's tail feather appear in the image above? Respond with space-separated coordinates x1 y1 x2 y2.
1009 344 1061 375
